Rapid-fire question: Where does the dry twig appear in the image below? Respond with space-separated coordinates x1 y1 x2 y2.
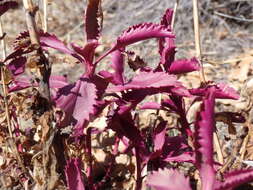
43 0 48 32
192 0 206 83
0 15 28 177
171 0 179 30
22 0 61 189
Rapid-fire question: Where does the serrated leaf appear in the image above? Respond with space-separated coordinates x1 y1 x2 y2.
96 23 174 63
40 33 84 62
158 9 176 71
117 23 173 48
85 0 102 41
65 158 86 190
157 37 176 71
12 31 85 63
146 168 192 190
108 71 190 97
194 87 216 190
190 83 239 100
55 75 108 135
214 169 253 190
160 8 173 27
55 76 97 135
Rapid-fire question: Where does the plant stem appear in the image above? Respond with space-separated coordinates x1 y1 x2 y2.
43 0 48 32
22 1 61 189
192 0 206 83
135 147 142 190
213 132 224 165
86 128 93 190
171 0 179 30
23 0 40 45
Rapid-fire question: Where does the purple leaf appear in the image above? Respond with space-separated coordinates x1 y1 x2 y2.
55 77 97 135
146 168 192 190
161 136 193 163
164 152 195 163
148 135 194 170
108 71 190 97
49 75 69 98
169 57 200 74
8 75 68 93
40 33 84 62
85 0 102 41
215 83 240 99
110 49 125 85
107 103 142 143
12 31 84 63
117 23 174 49
99 49 125 85
158 9 176 71
71 41 98 75
96 23 174 63
71 41 98 65
7 56 26 76
194 87 216 190
0 1 18 16
160 8 173 27
214 169 253 190
158 38 176 71
8 75 32 92
65 158 86 190
49 75 68 89
162 95 192 137
153 121 167 152
55 75 108 135
190 83 239 100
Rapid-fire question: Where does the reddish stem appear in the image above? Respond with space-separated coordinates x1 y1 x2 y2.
85 128 93 190
135 146 142 190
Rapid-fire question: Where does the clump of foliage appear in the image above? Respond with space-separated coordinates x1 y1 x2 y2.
0 0 252 190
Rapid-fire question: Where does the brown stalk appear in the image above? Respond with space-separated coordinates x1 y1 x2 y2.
213 132 224 165
192 0 206 83
22 0 61 188
43 0 48 32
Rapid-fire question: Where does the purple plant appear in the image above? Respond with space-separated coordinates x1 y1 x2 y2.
3 1 253 190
